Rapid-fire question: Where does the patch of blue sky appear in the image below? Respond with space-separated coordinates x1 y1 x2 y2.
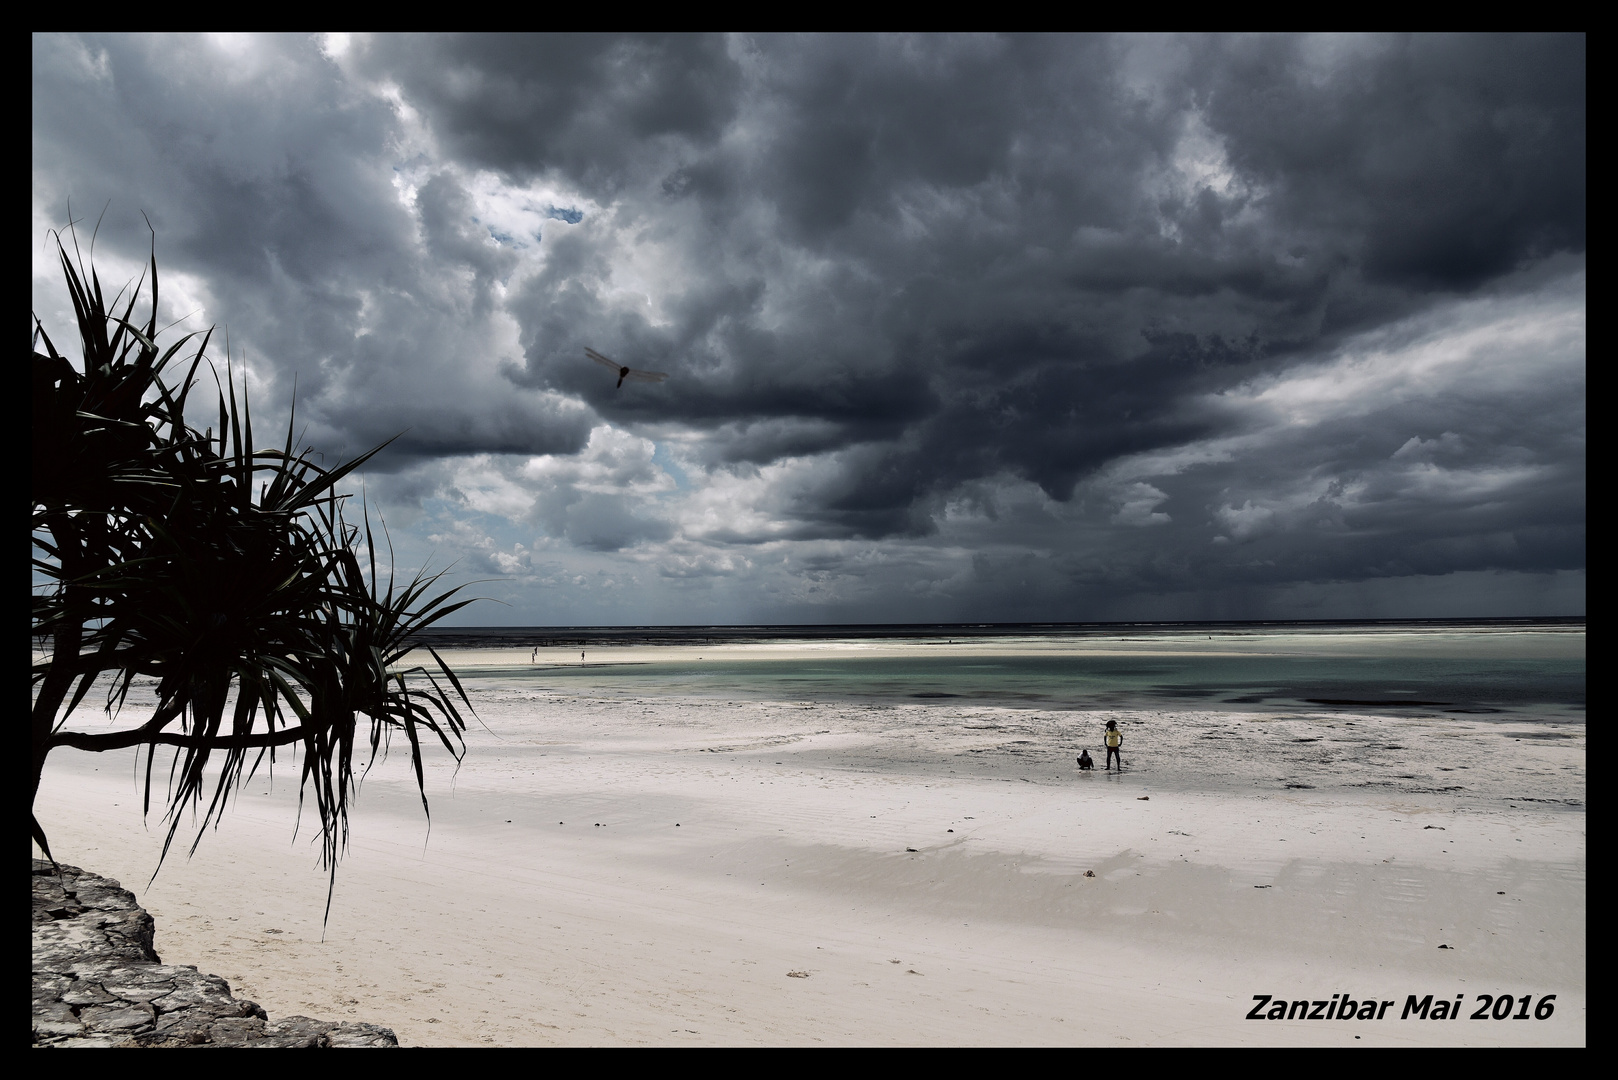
651 442 690 491
469 215 521 247
401 500 539 578
545 205 584 224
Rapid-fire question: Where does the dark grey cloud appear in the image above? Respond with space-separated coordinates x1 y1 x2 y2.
537 492 674 552
1201 34 1585 290
32 33 1584 618
452 34 1580 550
32 33 594 465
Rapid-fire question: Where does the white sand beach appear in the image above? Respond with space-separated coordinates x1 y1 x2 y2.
34 643 1585 1046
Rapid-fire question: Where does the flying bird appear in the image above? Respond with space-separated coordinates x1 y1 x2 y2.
587 347 669 389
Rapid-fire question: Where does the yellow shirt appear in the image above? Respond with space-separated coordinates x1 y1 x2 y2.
1105 729 1122 747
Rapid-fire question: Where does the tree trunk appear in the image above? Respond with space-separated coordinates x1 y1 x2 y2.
32 513 87 859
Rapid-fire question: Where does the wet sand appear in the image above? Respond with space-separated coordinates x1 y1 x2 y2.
34 671 1584 1046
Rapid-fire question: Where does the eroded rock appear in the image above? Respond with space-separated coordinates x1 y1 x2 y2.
32 861 397 1048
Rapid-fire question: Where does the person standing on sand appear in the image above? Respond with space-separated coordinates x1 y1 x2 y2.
1104 720 1123 771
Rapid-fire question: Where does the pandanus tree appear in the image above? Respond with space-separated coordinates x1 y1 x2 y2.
32 225 478 910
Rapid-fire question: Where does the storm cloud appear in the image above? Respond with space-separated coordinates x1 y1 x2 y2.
32 33 1584 622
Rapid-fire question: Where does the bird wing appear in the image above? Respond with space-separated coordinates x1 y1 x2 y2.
585 347 622 371
622 368 669 383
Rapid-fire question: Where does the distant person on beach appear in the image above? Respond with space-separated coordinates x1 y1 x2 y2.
531 647 538 663
1077 749 1094 771
1104 720 1123 771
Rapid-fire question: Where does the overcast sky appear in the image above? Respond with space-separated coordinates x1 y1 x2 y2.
33 33 1585 625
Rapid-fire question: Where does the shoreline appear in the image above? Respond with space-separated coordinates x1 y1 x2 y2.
34 691 1585 1046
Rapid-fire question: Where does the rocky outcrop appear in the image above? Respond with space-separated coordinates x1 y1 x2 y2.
32 860 397 1048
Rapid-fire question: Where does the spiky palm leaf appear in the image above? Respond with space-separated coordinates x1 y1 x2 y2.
32 222 478 911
